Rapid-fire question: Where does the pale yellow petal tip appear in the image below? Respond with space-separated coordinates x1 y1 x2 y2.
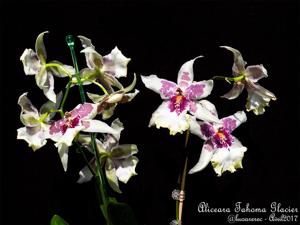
212 159 244 176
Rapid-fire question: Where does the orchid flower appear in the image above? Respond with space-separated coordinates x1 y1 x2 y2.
49 103 118 171
77 119 138 193
87 73 139 120
220 46 276 115
77 35 131 92
20 31 74 102
189 109 247 176
141 57 219 135
17 92 61 151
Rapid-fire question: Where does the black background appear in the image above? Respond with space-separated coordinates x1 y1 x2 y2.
1 0 299 225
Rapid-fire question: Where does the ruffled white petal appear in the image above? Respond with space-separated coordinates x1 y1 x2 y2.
17 126 48 151
189 142 214 174
102 47 130 78
141 75 177 99
149 101 190 135
115 156 138 184
177 56 203 88
211 137 247 176
20 49 41 75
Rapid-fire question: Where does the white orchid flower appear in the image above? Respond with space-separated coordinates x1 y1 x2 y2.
141 57 219 135
220 46 276 115
17 92 61 151
189 109 247 176
49 103 118 171
20 31 74 102
77 119 138 193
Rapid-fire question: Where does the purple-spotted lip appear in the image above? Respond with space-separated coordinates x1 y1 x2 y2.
49 103 94 135
211 128 233 149
168 94 189 115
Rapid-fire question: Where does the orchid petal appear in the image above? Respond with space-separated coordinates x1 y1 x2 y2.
191 100 220 123
245 65 268 82
55 143 69 172
115 156 138 184
77 35 95 49
35 31 48 64
185 80 214 100
221 82 245 100
189 117 211 140
40 92 63 121
120 89 139 103
17 126 48 151
20 49 41 75
102 47 131 78
18 92 38 115
53 126 82 146
221 111 247 133
211 137 247 176
87 92 106 103
81 46 103 69
41 71 56 103
141 75 177 99
177 56 203 88
77 165 94 183
246 82 276 115
220 46 246 75
48 60 74 77
83 119 119 139
149 101 190 135
71 103 98 119
105 158 122 193
189 142 214 174
111 144 138 159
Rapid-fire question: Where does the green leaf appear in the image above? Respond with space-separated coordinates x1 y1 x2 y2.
50 215 69 225
107 201 138 225
35 31 49 63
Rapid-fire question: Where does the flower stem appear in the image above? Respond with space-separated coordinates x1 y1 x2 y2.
212 74 245 83
59 81 72 116
176 130 190 223
66 35 86 103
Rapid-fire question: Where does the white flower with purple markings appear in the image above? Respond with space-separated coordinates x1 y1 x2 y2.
189 110 247 176
49 103 118 171
220 46 276 115
141 57 219 135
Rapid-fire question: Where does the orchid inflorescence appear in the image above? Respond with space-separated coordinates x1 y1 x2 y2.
141 47 276 224
17 32 276 225
17 32 139 225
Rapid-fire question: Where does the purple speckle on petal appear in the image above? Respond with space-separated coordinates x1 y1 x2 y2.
222 118 237 133
179 81 189 88
181 72 191 81
189 101 197 113
185 84 205 100
71 103 94 118
200 123 215 138
159 80 177 98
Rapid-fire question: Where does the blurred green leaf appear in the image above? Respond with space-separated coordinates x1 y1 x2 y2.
50 215 69 225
